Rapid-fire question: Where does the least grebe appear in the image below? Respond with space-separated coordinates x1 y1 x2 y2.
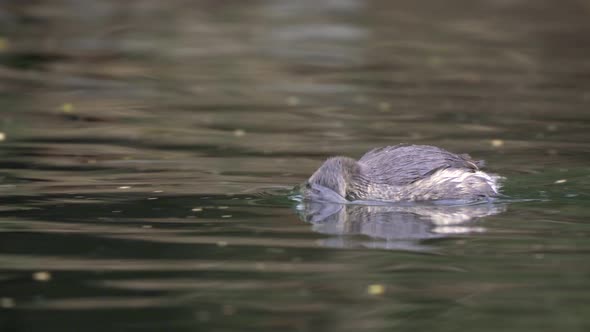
302 144 501 203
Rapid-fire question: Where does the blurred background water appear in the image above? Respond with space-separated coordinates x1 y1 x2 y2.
0 0 589 331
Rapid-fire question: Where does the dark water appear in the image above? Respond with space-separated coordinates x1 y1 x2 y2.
1 0 590 331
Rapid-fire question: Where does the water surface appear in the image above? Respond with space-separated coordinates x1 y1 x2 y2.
1 1 589 331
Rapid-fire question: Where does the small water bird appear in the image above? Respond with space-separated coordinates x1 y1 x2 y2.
302 144 501 203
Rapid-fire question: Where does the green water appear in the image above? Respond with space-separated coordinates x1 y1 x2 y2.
1 0 590 331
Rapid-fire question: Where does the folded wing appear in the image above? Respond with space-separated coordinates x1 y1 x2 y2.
358 144 481 186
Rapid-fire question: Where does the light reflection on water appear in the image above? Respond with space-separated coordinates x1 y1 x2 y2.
1 0 590 331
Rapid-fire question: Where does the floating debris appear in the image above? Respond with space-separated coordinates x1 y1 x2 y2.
490 139 504 148
0 37 8 51
367 284 385 295
0 297 15 308
554 179 567 184
378 101 391 111
354 95 367 104
221 215 233 218
222 304 236 316
32 271 52 282
118 186 131 190
61 103 74 113
266 248 285 254
196 310 210 322
233 129 246 137
0 132 5 142
428 55 443 67
286 96 300 106
191 207 203 212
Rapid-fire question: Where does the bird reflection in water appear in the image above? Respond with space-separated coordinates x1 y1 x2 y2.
295 200 506 251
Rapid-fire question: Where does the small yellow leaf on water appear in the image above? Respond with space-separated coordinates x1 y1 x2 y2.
32 271 52 282
61 103 74 113
0 132 6 141
0 37 8 51
367 284 385 295
490 139 504 148
554 179 567 184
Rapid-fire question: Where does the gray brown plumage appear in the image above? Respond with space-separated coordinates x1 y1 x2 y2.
303 144 501 203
